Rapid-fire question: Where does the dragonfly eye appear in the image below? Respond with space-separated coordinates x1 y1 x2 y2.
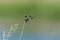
29 15 31 17
25 16 27 17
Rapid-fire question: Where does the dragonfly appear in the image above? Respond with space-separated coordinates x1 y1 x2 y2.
25 15 35 23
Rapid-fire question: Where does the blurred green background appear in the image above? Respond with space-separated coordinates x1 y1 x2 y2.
0 0 60 35
0 0 60 20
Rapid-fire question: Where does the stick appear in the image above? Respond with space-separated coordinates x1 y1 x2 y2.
20 21 26 40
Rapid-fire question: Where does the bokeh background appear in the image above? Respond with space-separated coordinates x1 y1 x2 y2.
0 0 60 40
